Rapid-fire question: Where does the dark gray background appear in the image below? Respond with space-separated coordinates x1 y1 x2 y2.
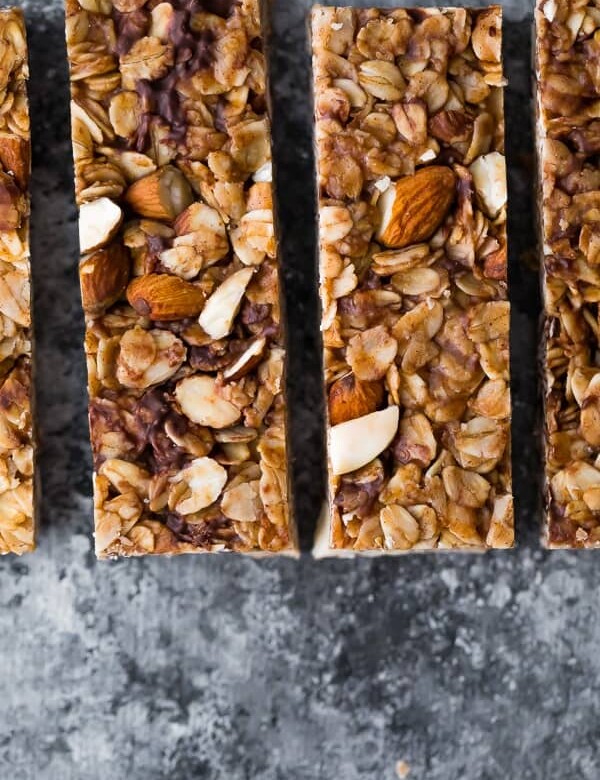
1 1 593 779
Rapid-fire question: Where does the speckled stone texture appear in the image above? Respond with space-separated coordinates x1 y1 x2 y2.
0 1 594 778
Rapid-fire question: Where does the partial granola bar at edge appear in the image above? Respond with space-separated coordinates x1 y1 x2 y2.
65 0 295 557
312 6 514 554
0 9 35 555
535 0 600 548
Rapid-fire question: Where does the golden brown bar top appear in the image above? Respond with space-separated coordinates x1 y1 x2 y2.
535 0 600 548
312 6 513 554
65 0 295 557
0 9 35 555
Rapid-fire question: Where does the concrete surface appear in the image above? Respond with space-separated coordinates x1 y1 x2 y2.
1 1 596 779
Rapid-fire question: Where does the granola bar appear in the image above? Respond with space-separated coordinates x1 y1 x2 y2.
312 6 514 554
0 10 35 555
535 0 600 547
64 0 295 557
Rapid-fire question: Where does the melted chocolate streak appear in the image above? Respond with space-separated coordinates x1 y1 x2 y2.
113 0 239 153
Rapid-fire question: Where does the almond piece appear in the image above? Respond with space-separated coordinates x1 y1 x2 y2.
472 8 502 64
223 337 267 381
150 3 175 40
330 406 399 476
377 166 456 249
175 375 241 429
80 243 131 315
469 152 507 218
199 268 254 340
328 373 384 426
0 171 25 230
79 197 123 254
127 273 205 320
0 132 29 188
125 166 193 221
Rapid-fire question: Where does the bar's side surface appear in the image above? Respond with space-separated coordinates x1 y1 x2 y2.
312 6 513 554
65 0 295 557
0 10 35 555
536 1 600 548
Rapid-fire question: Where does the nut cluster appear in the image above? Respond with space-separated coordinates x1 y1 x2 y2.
313 6 513 552
66 0 294 556
537 0 600 547
0 10 34 556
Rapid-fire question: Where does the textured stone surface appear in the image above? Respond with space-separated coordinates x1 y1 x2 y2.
0 1 593 779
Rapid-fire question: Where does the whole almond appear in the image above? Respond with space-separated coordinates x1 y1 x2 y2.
328 373 384 426
125 165 193 221
80 243 131 315
127 273 205 320
377 166 456 249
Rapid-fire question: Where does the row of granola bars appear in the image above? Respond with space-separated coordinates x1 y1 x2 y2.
0 0 596 556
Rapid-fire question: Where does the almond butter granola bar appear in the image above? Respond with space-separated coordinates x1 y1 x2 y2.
64 0 296 557
312 6 514 554
0 10 35 555
535 0 600 548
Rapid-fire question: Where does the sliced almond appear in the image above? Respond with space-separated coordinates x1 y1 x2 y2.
150 2 175 40
330 406 399 476
223 338 267 381
175 375 241 429
80 242 130 316
469 152 507 218
471 8 502 63
79 197 123 254
170 457 227 515
199 268 254 340
377 166 456 249
125 166 193 221
127 273 205 320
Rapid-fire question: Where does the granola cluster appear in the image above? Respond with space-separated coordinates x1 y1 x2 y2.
536 0 600 547
312 6 513 552
65 0 294 557
0 10 34 556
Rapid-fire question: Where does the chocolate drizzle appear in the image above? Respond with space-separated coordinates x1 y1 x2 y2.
113 9 150 56
113 1 222 151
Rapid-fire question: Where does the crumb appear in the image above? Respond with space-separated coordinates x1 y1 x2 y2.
395 761 410 779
